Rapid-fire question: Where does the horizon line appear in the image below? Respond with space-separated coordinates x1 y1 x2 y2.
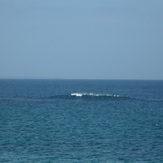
0 78 163 81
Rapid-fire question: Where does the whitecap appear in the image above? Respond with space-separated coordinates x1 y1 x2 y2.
71 93 121 98
71 93 84 97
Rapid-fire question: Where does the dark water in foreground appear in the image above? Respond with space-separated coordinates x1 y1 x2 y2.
0 80 163 163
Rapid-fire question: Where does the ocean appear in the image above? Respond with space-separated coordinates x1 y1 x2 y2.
0 79 162 163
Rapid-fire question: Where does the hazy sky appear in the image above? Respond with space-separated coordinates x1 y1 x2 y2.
0 0 163 79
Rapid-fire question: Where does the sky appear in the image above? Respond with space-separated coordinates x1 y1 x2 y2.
0 0 163 79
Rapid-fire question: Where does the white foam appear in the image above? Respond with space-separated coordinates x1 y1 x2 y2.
71 93 121 97
71 93 83 97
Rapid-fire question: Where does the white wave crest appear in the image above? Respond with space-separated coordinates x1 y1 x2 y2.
71 93 120 97
71 93 84 97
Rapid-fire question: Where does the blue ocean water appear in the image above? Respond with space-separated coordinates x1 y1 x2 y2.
0 79 162 163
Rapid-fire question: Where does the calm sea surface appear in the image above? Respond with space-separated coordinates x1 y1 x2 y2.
0 80 163 163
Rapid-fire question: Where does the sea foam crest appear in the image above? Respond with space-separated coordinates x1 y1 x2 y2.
71 93 120 97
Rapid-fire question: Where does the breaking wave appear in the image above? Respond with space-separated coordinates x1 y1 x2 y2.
47 93 131 101
0 93 131 102
71 93 121 97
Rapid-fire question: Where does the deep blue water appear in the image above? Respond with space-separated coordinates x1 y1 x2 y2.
0 79 163 163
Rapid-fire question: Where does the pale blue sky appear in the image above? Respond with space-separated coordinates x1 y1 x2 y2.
0 0 163 79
